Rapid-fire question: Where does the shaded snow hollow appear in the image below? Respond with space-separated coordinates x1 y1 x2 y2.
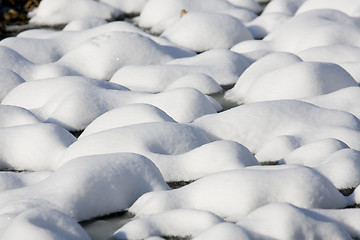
1 0 360 239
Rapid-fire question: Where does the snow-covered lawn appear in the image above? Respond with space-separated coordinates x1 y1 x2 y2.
1 0 360 239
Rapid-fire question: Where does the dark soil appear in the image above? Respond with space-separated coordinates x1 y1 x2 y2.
0 0 40 39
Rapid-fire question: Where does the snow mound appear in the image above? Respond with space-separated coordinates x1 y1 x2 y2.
296 0 360 17
303 87 360 119
298 45 360 65
0 123 76 171
298 45 360 83
100 0 148 15
29 0 124 26
192 100 360 163
0 105 40 128
63 17 108 31
193 223 252 240
2 76 128 130
130 165 349 221
161 12 253 52
1 207 91 240
225 52 303 104
0 153 169 221
57 31 191 80
0 46 33 80
165 73 223 95
237 203 352 240
226 52 357 104
280 138 349 167
315 149 360 189
243 62 356 103
246 12 291 39
0 171 51 193
233 9 360 54
59 122 257 181
113 209 223 239
138 0 261 34
2 21 178 65
3 76 218 130
0 69 24 101
80 104 175 138
111 49 252 92
261 0 307 16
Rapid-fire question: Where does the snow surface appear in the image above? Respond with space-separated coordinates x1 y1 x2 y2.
1 0 360 239
129 165 350 221
110 49 252 92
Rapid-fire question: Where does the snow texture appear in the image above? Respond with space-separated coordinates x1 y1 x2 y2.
0 0 360 239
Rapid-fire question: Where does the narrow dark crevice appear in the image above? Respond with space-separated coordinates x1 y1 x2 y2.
80 211 135 226
339 188 355 196
167 180 194 189
70 130 84 138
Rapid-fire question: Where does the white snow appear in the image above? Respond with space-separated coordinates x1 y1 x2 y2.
111 49 252 92
129 165 350 221
79 104 176 137
2 76 219 130
138 0 261 34
240 61 356 103
193 100 360 163
57 31 192 80
63 17 108 31
295 0 360 18
233 9 360 54
0 68 24 101
113 209 223 239
58 122 258 181
0 123 76 170
161 12 253 52
236 203 353 240
0 0 360 239
0 153 168 221
0 105 40 128
1 207 91 240
303 86 360 119
28 0 124 26
0 171 51 192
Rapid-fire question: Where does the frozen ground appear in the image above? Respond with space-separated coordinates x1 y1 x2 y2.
1 0 360 239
